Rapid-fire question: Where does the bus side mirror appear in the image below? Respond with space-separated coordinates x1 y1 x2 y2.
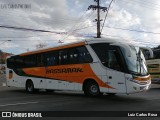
110 43 131 57
141 47 154 59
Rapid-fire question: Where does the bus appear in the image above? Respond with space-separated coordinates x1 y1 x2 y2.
146 49 160 84
147 59 160 84
6 38 153 96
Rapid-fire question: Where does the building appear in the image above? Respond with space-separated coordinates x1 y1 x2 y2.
0 51 13 74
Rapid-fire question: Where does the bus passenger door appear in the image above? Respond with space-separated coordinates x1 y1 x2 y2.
106 49 127 93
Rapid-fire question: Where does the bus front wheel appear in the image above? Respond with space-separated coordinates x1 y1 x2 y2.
26 80 35 93
84 81 100 96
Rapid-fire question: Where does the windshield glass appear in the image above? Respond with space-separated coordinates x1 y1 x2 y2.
123 46 148 76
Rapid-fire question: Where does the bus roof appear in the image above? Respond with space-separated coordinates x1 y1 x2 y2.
15 38 138 56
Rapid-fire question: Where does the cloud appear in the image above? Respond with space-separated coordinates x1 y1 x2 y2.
101 0 160 47
0 0 160 54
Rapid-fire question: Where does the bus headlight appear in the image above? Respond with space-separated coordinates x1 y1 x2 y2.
126 77 140 84
126 76 151 85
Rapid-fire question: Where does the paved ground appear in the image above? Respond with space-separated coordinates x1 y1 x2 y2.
0 75 160 120
0 74 6 87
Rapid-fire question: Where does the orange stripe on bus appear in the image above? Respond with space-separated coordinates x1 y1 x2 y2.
22 64 114 89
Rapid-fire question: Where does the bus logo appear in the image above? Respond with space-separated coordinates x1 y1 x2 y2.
46 68 83 74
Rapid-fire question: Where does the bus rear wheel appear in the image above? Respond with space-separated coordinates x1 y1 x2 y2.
26 80 35 93
84 81 100 96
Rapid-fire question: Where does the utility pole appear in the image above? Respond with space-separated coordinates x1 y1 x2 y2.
88 0 108 38
97 0 101 38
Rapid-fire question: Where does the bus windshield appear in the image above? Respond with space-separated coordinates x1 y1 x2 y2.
124 46 148 76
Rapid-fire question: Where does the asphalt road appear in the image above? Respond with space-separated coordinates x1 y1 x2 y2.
0 75 160 119
0 86 160 111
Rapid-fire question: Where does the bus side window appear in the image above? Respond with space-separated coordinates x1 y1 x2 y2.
68 46 92 64
46 51 58 66
7 57 15 69
36 54 44 67
16 57 24 68
76 46 92 63
68 49 74 64
46 56 55 66
24 55 36 68
59 50 68 65
68 48 79 64
58 46 92 65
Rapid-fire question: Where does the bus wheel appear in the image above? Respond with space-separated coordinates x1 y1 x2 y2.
84 81 100 96
26 80 35 93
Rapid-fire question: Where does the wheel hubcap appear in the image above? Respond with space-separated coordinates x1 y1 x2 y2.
90 85 98 93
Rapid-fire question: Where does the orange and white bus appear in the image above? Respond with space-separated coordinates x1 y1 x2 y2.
6 38 153 96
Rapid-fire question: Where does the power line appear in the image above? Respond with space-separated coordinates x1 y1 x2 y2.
0 26 95 41
0 40 11 45
0 24 94 37
60 11 89 41
104 26 160 35
73 11 95 31
60 10 95 41
0 24 68 34
1 23 160 37
101 0 114 34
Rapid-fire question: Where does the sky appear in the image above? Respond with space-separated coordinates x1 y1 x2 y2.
0 0 160 54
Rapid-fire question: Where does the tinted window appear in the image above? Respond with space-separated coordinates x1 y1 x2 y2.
68 48 79 64
59 50 68 65
46 51 58 66
107 50 122 71
91 43 125 72
7 57 15 69
7 56 25 68
68 46 92 64
15 56 24 68
36 53 45 67
7 46 93 69
77 46 93 63
24 55 36 68
58 46 92 65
